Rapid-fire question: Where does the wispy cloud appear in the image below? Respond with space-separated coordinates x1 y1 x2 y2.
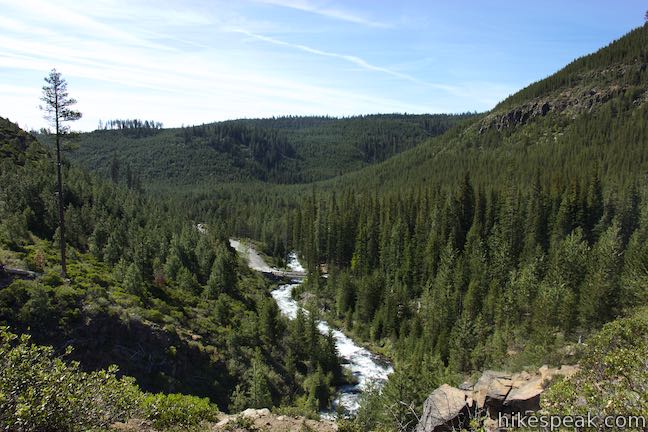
0 0 513 132
253 0 390 28
0 0 172 51
233 28 460 93
0 16 434 130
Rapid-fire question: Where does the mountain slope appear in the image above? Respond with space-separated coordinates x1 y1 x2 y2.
323 24 648 194
275 25 648 431
155 25 648 252
52 114 473 188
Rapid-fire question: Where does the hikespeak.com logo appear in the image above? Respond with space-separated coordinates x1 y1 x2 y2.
498 411 647 430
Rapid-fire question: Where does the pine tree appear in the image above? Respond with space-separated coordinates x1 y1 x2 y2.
621 202 648 309
205 248 237 298
123 262 144 296
579 222 623 327
39 69 82 277
259 299 282 345
195 235 215 283
229 384 248 413
246 352 273 409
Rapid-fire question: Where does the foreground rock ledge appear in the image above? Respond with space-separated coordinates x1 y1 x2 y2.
415 384 475 432
415 365 578 432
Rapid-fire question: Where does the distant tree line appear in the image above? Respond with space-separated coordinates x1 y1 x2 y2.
97 119 164 138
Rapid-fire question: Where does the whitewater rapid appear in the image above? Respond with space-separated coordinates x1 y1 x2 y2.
229 239 393 414
271 254 393 415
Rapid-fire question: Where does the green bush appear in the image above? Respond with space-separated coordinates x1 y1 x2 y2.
222 415 258 431
336 419 367 432
0 327 224 431
272 404 320 420
0 327 141 432
141 392 220 430
40 270 64 287
543 308 648 430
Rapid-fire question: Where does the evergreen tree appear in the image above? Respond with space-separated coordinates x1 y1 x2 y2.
205 248 237 298
245 352 273 409
123 262 144 296
579 222 623 327
39 69 82 277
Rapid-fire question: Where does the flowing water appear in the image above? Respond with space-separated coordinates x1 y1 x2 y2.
229 239 393 415
271 254 393 415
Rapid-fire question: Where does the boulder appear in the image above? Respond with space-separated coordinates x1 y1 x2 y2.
241 408 270 418
418 365 580 431
472 370 513 414
538 365 554 382
458 381 473 391
415 384 473 432
512 370 531 383
503 376 544 413
214 417 231 428
557 365 579 377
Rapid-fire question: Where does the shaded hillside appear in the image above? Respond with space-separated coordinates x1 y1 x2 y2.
52 113 473 187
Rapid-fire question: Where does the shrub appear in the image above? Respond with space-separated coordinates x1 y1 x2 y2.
0 327 141 431
272 404 320 420
543 308 648 430
222 415 258 431
40 269 64 287
141 392 220 430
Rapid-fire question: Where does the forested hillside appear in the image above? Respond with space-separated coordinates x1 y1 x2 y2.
52 114 473 187
0 117 344 422
4 18 648 432
322 25 648 193
190 25 648 430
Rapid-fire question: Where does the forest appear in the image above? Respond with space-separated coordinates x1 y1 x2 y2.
2 17 648 432
55 113 474 186
0 117 345 428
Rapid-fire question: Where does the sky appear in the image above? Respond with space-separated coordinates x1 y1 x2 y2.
1 0 646 131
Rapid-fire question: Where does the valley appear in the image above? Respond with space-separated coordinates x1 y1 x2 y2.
2 8 648 432
230 239 394 415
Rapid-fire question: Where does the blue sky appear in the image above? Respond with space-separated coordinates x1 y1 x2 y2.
1 0 646 131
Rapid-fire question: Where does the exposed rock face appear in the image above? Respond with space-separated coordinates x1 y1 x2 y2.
477 79 642 133
479 101 555 133
415 365 579 432
0 265 40 288
415 384 474 432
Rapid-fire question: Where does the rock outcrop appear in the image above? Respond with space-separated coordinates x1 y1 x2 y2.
415 384 474 432
415 365 579 432
503 375 544 413
477 64 648 133
0 264 40 288
473 370 513 416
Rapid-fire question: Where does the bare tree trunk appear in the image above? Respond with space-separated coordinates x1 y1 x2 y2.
55 92 67 278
